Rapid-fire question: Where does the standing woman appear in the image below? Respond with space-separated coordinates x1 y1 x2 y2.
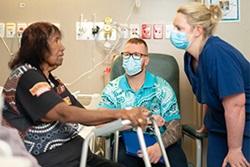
170 2 250 167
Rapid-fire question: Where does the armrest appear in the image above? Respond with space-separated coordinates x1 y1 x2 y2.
182 124 208 140
182 124 208 167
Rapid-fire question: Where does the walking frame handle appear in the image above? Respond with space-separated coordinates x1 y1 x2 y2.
80 118 152 167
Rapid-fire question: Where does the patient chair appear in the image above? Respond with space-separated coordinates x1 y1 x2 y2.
109 53 208 167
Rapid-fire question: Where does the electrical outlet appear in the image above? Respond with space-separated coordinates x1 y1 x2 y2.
120 24 129 39
6 23 16 38
153 24 163 39
142 24 151 39
130 24 140 38
165 24 174 39
17 23 27 38
17 23 27 32
0 23 5 38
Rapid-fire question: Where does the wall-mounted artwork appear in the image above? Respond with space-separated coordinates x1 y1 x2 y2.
210 0 240 22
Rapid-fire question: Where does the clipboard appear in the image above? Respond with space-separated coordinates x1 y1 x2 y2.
121 130 165 164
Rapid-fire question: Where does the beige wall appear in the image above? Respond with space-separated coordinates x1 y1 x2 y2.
0 0 249 165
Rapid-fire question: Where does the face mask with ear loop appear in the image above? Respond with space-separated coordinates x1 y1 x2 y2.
170 30 194 50
122 56 143 76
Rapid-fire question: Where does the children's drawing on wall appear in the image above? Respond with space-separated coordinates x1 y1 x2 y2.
210 0 240 22
219 1 230 10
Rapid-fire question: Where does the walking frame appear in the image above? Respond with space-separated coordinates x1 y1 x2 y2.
80 114 171 167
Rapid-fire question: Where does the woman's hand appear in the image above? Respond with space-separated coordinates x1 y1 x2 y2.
121 107 149 131
196 123 208 133
197 104 208 134
222 148 250 167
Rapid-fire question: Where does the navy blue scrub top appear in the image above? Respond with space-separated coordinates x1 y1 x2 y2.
184 36 250 136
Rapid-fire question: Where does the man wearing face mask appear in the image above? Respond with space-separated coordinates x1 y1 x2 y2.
98 38 188 167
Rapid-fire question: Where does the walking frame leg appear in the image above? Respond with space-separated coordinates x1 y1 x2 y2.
151 118 171 167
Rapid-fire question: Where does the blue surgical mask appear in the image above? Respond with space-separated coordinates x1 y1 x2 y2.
122 57 142 76
170 30 193 50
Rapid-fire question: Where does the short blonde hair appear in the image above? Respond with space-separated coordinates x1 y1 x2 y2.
177 2 222 37
126 38 148 52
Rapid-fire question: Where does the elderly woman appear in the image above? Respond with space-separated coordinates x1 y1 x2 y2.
2 22 148 167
